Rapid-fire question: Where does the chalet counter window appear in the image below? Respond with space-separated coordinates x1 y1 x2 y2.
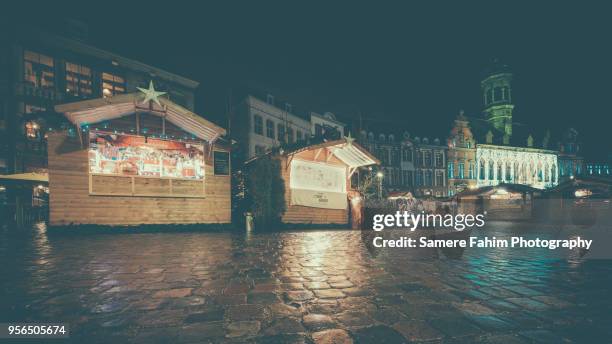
87 131 206 198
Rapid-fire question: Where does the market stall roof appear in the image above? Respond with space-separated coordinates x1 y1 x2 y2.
454 183 540 198
0 172 48 183
288 138 380 168
55 93 226 142
387 191 416 200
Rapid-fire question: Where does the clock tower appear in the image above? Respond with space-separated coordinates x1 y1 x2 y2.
482 59 514 139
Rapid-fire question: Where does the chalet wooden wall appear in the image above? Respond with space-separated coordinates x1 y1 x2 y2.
279 149 350 225
47 131 231 226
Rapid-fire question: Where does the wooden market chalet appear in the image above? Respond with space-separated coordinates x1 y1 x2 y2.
48 85 231 226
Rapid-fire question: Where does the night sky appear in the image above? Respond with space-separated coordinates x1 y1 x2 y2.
14 2 612 158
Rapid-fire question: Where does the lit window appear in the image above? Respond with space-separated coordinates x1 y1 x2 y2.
102 72 125 98
65 62 92 97
468 161 474 179
25 121 40 139
24 50 54 88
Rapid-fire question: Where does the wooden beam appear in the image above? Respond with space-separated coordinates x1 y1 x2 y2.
76 124 84 148
326 148 334 162
286 153 294 169
314 148 323 161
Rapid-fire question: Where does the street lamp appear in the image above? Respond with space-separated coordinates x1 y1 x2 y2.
376 171 384 199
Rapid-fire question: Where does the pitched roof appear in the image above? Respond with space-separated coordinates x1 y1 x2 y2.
55 93 226 142
286 138 380 168
0 172 48 183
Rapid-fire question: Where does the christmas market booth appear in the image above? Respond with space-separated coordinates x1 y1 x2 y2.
48 85 230 226
246 137 379 227
454 183 540 221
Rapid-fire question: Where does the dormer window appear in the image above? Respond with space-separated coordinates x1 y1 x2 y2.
266 94 274 105
285 103 292 113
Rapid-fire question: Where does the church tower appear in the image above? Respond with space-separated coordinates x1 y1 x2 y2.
481 59 514 139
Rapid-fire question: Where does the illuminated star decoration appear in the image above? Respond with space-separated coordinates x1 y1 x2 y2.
345 132 355 146
137 81 166 107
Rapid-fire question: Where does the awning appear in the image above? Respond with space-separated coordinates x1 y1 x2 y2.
0 172 49 183
55 93 226 142
287 138 380 168
329 142 379 168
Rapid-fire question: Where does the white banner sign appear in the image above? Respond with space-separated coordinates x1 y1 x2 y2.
290 159 347 209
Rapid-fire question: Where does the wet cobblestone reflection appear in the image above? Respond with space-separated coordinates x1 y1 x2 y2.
1 222 611 343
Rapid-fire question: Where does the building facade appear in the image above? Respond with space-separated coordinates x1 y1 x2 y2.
233 94 346 160
1 22 198 175
233 95 311 159
357 130 416 193
467 60 563 190
585 155 611 178
310 111 344 140
476 145 558 189
447 111 477 195
557 128 584 182
414 137 447 197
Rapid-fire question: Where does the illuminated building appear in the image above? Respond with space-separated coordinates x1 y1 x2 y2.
447 111 477 195
1 20 197 176
586 156 611 177
482 59 514 141
449 60 561 191
476 144 558 189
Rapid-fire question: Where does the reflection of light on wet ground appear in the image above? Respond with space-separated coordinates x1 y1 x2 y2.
32 222 53 265
2 222 612 342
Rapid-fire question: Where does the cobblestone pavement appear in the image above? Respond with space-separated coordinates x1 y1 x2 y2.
1 222 611 343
